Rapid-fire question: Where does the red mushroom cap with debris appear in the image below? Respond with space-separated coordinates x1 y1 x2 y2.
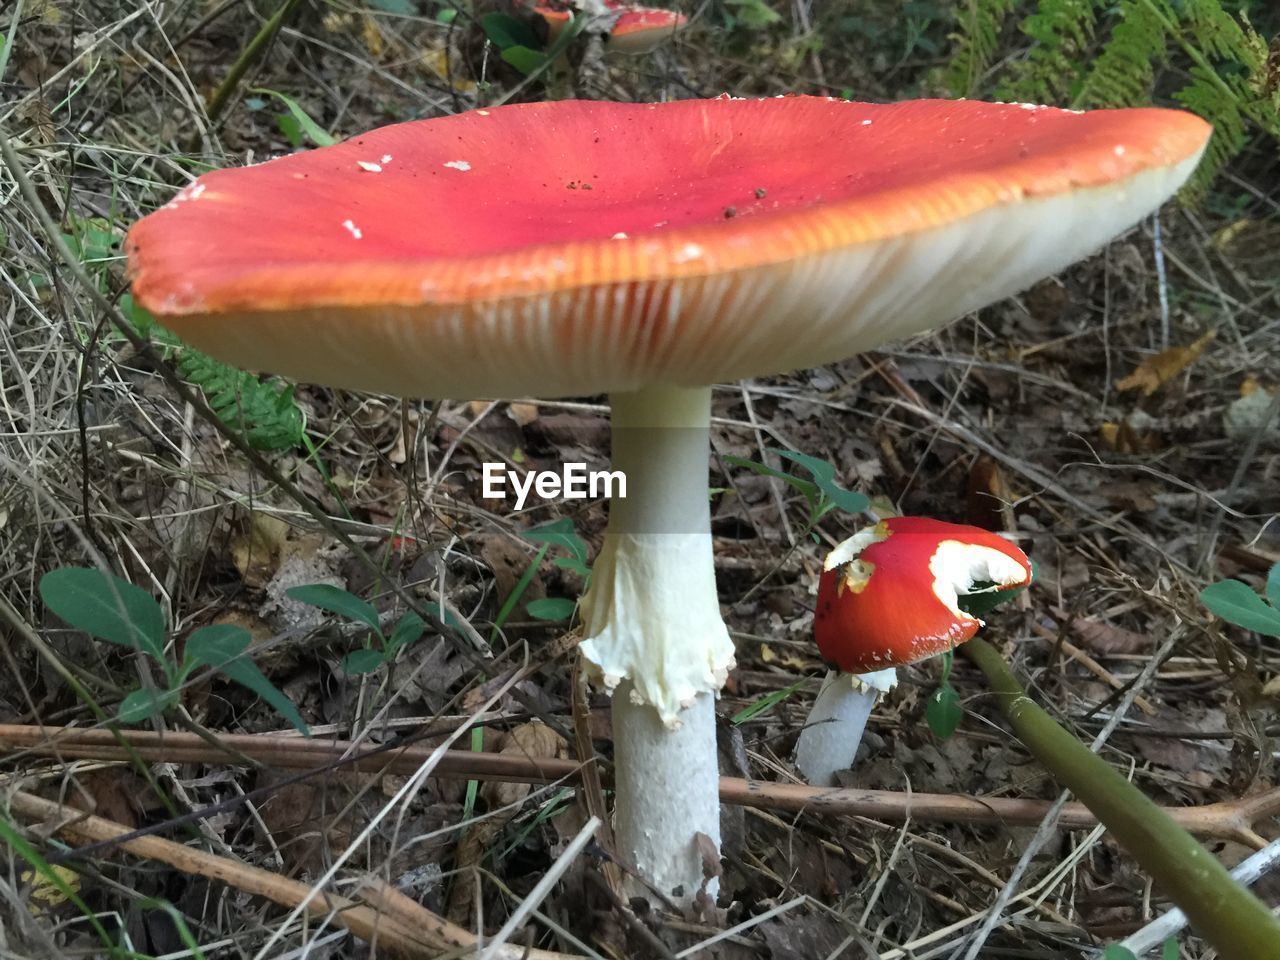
815 517 1032 674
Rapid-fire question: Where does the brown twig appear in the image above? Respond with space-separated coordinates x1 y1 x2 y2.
4 725 1275 847
4 790 581 960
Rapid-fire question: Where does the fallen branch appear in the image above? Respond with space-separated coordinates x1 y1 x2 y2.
3 789 581 960
3 725 1276 847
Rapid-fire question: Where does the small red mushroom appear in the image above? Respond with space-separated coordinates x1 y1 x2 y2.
603 2 686 53
796 517 1032 786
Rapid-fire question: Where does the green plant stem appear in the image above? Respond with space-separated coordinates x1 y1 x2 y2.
964 637 1280 958
205 0 303 126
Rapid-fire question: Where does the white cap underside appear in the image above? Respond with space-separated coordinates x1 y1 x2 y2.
182 156 1200 400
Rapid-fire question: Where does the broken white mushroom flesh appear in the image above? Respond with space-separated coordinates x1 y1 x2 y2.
579 385 735 902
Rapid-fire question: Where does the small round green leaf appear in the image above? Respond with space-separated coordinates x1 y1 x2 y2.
925 683 962 739
1200 579 1280 637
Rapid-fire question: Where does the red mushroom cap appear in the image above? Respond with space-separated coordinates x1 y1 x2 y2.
815 517 1032 674
605 4 686 53
125 97 1209 401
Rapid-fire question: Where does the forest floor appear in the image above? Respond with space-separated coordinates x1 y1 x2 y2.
1 2 1278 958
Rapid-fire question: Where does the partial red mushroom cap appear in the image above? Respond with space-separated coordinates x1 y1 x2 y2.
605 3 686 53
815 517 1032 674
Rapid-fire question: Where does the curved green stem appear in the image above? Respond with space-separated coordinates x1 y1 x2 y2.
964 637 1280 958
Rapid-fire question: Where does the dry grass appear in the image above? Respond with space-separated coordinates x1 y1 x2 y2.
1 0 1278 957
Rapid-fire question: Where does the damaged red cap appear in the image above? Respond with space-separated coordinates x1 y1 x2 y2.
815 517 1032 674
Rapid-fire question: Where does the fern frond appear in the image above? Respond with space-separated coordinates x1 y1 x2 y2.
1079 0 1171 108
943 0 1018 97
998 0 1100 105
177 349 304 451
1175 64 1249 196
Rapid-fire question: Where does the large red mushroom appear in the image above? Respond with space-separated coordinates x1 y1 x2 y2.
127 96 1207 906
796 517 1033 786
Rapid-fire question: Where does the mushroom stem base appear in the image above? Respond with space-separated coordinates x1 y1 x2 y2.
612 683 720 906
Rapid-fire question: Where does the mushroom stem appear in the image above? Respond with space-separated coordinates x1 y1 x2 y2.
964 636 1280 956
794 668 896 787
611 680 719 903
579 385 734 906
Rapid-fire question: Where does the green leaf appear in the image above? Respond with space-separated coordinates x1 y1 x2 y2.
772 450 869 514
492 544 549 638
925 683 962 739
500 45 547 75
522 518 590 567
215 655 309 735
367 0 417 12
730 678 806 725
387 612 425 654
938 649 954 686
343 649 386 675
526 597 576 621
186 624 251 668
726 0 781 27
1101 946 1138 960
118 688 177 723
1200 579 1280 637
551 555 592 578
40 568 166 663
286 584 382 633
722 454 820 508
275 112 305 148
480 12 541 50
118 293 157 335
1266 563 1280 611
437 8 458 24
249 88 337 146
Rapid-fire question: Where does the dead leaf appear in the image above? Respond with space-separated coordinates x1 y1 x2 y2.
231 512 289 589
695 831 722 882
1099 412 1164 455
1055 609 1150 655
965 455 1008 531
507 402 539 427
1116 329 1216 396
760 643 808 671
360 14 384 58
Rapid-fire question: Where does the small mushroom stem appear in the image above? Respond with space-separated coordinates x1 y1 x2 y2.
579 385 734 907
794 667 896 786
794 670 877 787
